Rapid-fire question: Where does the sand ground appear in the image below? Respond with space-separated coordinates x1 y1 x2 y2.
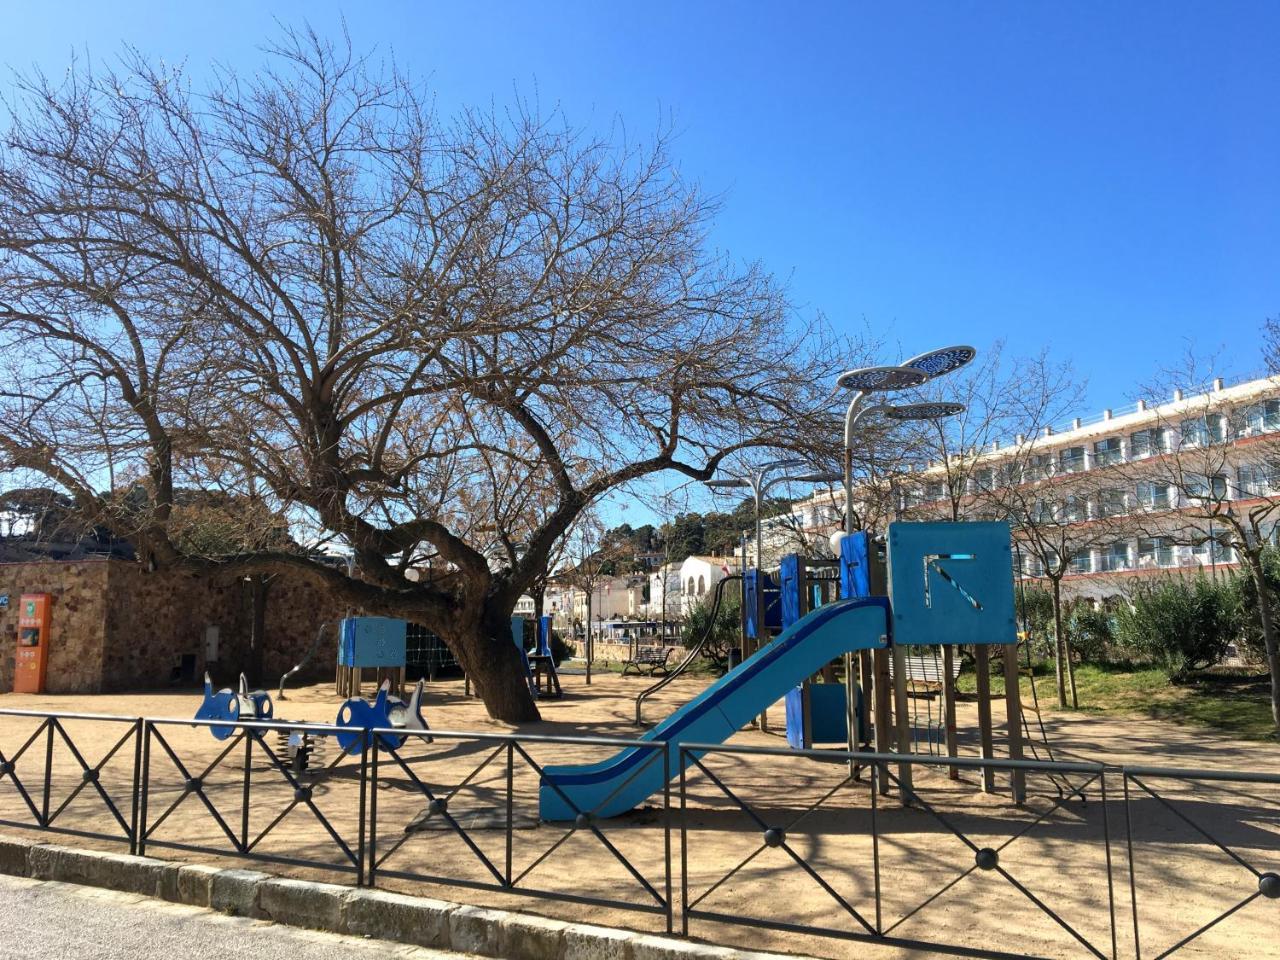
0 668 1275 960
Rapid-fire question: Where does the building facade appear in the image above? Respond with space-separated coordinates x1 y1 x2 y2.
789 374 1280 603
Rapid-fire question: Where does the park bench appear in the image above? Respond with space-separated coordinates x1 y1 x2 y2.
622 646 674 677
887 653 963 699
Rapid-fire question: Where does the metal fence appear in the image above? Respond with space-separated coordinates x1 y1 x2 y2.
0 706 1276 959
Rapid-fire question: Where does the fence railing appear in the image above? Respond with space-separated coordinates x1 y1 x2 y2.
0 707 1275 959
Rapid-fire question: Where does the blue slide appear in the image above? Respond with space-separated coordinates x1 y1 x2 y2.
539 596 891 820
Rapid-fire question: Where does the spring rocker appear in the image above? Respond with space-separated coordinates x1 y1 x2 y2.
334 678 430 753
195 672 274 740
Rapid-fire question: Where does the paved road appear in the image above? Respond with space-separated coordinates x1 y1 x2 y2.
0 874 467 960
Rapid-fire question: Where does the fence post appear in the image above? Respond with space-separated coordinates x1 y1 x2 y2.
357 729 368 887
679 745 689 937
136 721 151 857
664 742 673 934
368 734 379 888
129 717 143 855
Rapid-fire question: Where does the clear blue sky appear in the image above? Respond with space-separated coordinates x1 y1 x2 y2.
3 2 1277 412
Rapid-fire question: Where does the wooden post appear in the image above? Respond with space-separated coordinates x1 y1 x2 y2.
1003 643 1026 804
942 645 959 781
892 644 912 805
975 645 995 793
873 647 892 796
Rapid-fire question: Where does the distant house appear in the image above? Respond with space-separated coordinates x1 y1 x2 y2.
677 555 739 614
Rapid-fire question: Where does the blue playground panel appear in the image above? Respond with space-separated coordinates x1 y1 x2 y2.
839 530 872 600
742 569 781 638
538 596 890 820
886 521 1016 647
779 554 803 628
337 617 408 667
784 682 863 748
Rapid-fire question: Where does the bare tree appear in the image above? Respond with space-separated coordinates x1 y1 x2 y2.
0 30 853 721
981 448 1124 707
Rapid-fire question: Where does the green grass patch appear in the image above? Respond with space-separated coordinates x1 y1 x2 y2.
959 659 1277 743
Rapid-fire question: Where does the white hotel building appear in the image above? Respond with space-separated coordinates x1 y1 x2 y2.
789 374 1280 603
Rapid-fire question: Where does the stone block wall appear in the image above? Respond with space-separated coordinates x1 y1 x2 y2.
0 559 342 694
0 561 110 693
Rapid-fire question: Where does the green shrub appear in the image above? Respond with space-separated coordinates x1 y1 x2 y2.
1113 576 1242 680
1067 605 1115 663
682 595 741 669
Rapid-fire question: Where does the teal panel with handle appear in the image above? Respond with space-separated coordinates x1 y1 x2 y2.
886 521 1016 647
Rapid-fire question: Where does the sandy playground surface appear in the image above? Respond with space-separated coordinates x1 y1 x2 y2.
0 668 1276 960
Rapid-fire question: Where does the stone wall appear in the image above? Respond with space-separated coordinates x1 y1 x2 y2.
0 559 341 694
0 561 110 693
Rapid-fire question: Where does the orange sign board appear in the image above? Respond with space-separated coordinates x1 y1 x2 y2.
15 593 52 694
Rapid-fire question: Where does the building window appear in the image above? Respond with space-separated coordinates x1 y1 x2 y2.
973 466 996 492
1093 437 1122 467
697 575 706 596
1095 488 1127 518
1129 427 1168 459
1135 480 1171 511
1099 541 1131 572
1031 453 1055 479
1070 549 1092 574
686 577 695 595
1022 553 1044 577
1185 474 1228 502
1238 461 1280 497
1137 537 1173 568
1245 400 1280 436
1060 446 1086 473
924 481 944 501
1060 495 1088 522
1180 415 1227 449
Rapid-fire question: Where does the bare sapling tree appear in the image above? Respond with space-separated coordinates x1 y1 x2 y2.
894 347 1087 705
1115 368 1280 731
0 29 851 721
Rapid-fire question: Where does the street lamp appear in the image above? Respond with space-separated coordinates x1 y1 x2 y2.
838 347 976 538
707 458 822 569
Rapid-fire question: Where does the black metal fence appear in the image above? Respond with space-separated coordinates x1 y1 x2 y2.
0 706 1276 959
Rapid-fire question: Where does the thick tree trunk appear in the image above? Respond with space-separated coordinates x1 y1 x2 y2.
246 575 272 684
1243 550 1280 731
440 609 541 724
1051 578 1068 709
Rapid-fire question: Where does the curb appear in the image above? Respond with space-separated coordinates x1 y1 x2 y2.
0 835 808 960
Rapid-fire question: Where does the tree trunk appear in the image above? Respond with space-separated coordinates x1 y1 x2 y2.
1051 577 1068 708
443 611 541 723
246 575 272 684
1064 635 1079 709
1243 550 1280 731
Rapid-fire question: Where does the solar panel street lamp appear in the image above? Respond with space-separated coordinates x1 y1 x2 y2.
838 347 975 538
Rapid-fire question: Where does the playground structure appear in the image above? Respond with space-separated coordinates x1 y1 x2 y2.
510 615 562 700
335 616 408 698
541 519 1027 819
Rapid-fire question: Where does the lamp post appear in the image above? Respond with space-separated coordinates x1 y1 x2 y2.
838 346 977 539
833 346 975 789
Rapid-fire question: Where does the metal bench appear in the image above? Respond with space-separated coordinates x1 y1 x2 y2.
888 652 962 698
622 646 674 677
887 652 963 755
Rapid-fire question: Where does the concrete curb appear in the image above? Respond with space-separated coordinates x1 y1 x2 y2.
0 835 812 960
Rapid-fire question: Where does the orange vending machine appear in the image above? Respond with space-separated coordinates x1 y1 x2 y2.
15 593 52 694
